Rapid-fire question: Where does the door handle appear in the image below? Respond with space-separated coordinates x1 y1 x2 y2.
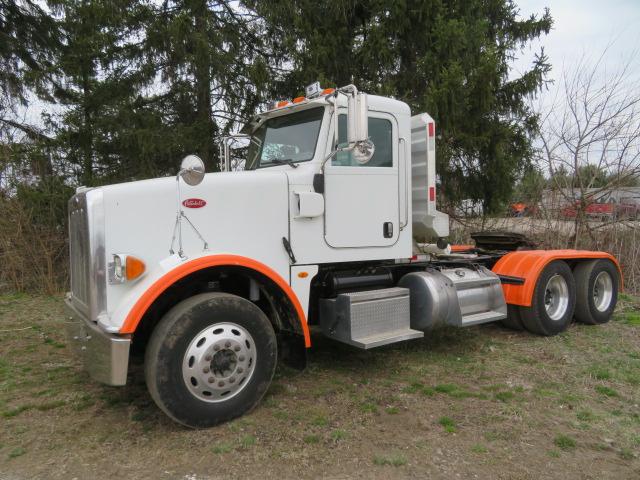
383 222 393 238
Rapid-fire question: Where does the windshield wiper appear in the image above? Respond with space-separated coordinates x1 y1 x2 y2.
268 158 298 169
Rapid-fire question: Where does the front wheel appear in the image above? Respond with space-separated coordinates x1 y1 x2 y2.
145 292 277 428
519 261 576 336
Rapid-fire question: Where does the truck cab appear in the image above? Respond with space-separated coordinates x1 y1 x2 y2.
66 83 621 428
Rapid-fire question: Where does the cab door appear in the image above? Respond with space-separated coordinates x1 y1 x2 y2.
324 112 399 248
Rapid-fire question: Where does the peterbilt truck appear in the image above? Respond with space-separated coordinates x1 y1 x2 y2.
66 83 621 428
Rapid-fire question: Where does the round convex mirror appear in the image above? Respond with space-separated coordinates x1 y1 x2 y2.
352 139 375 165
180 155 205 186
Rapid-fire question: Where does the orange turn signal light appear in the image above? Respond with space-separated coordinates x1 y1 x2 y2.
125 256 146 281
297 271 309 278
292 96 306 104
276 100 290 108
321 88 335 95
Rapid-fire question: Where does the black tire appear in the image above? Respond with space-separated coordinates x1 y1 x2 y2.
573 259 619 325
520 261 576 336
502 304 525 330
145 292 277 428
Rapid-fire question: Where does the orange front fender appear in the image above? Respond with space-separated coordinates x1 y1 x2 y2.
492 250 622 307
119 254 311 348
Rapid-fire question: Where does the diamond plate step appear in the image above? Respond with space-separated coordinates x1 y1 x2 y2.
320 287 424 349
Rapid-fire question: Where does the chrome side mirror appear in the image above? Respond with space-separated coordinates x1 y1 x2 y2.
347 92 374 164
179 155 205 186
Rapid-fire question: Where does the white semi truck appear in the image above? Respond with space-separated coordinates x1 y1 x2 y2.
66 83 621 428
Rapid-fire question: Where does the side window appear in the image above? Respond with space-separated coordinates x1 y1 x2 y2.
333 115 393 167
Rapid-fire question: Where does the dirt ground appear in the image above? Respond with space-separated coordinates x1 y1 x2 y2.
1 294 639 479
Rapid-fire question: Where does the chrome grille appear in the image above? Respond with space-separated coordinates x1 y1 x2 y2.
69 193 90 315
68 189 106 321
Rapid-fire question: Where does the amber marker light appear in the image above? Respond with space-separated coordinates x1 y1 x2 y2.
297 271 309 278
126 256 146 281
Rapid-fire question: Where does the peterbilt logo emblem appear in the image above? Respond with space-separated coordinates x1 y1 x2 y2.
182 198 206 208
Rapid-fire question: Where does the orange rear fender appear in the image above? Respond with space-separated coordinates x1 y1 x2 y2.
492 250 622 307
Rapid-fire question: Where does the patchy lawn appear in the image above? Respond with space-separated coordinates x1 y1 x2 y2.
0 293 639 479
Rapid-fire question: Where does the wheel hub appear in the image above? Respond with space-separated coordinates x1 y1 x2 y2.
182 322 256 403
211 349 238 378
593 271 613 312
544 274 569 321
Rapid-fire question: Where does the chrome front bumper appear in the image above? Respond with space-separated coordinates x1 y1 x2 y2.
65 297 131 386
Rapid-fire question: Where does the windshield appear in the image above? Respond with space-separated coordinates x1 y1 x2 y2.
246 107 324 169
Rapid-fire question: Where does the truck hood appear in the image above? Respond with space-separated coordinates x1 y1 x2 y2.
96 170 292 321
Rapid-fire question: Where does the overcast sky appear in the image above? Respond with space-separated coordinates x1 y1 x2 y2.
512 0 640 84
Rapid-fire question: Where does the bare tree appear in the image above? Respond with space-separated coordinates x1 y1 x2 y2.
535 48 640 244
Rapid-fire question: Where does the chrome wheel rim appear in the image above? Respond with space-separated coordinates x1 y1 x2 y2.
593 271 613 312
182 322 256 403
544 274 569 321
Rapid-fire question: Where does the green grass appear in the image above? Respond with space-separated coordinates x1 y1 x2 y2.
1 405 32 418
434 384 457 394
622 312 640 326
373 453 407 467
8 447 27 459
359 402 378 414
494 391 515 402
576 410 595 422
330 429 347 441
311 415 329 427
238 434 256 449
212 442 233 454
385 406 399 415
595 385 619 397
438 416 456 433
303 434 320 444
471 443 487 454
587 367 612 380
554 434 576 450
547 449 561 458
619 448 634 460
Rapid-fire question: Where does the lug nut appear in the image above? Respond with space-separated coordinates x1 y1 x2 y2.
213 344 221 351
208 377 215 383
203 367 210 374
237 367 243 374
229 377 235 383
204 355 212 362
218 381 225 387
234 345 240 352
238 355 245 362
225 341 231 348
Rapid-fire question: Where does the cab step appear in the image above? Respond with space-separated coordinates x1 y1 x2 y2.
319 287 424 349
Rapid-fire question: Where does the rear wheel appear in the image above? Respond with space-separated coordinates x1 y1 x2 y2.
573 259 619 325
520 261 576 336
502 304 524 331
145 292 277 428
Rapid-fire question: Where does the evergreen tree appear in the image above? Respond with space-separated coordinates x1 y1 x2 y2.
248 0 552 213
0 0 59 134
46 0 156 185
143 0 271 172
